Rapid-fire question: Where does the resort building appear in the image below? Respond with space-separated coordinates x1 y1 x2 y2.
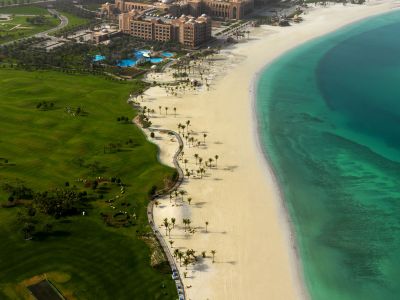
119 10 212 47
102 0 253 20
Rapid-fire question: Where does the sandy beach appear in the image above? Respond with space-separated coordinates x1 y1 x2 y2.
139 1 399 299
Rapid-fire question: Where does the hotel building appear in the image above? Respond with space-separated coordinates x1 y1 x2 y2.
102 0 254 20
119 10 212 47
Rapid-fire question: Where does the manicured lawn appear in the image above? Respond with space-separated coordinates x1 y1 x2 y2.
0 6 60 44
0 5 49 15
84 3 101 11
0 69 177 299
58 10 89 29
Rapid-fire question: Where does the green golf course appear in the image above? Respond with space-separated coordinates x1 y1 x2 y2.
0 69 177 299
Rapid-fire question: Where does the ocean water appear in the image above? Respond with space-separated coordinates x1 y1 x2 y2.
256 11 400 300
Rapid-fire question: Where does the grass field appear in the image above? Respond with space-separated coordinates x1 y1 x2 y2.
0 5 48 15
0 5 60 44
0 69 177 299
57 10 90 30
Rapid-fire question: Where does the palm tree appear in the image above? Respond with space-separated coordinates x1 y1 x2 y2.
203 133 207 144
165 107 168 115
171 217 176 228
208 158 213 168
211 250 216 263
163 218 169 236
174 107 177 117
177 251 184 266
187 197 192 205
168 226 173 237
169 240 174 248
205 221 209 233
194 153 199 165
184 159 188 169
186 120 190 131
199 157 203 166
173 248 180 258
183 257 190 270
159 105 162 114
215 155 219 167
200 167 205 179
182 218 187 232
179 189 185 201
201 251 206 258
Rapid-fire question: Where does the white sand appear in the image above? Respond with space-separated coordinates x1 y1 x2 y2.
142 1 399 299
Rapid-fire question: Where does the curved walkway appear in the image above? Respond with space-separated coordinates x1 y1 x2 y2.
1 8 68 46
131 106 186 299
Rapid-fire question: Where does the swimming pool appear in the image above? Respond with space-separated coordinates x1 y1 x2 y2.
93 55 106 62
93 50 174 67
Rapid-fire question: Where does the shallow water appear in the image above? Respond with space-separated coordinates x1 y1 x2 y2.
257 11 400 300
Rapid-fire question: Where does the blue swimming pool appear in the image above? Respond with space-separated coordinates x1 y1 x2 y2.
93 55 106 62
93 50 174 67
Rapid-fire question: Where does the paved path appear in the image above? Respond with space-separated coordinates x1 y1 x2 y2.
1 8 68 46
35 8 68 37
131 108 186 299
147 129 186 300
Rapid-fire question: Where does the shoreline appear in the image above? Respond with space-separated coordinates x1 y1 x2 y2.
141 1 399 299
250 4 400 299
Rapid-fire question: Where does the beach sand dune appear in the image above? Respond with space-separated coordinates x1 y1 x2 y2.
143 2 398 299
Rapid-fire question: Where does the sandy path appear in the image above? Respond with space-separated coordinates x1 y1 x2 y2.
141 1 399 299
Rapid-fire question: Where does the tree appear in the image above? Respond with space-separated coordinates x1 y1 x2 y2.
205 221 209 233
215 155 219 167
159 105 162 114
165 107 168 115
169 240 174 248
201 251 206 258
173 248 179 258
211 250 216 263
208 158 213 168
171 217 176 228
183 257 190 270
184 159 188 169
177 251 184 266
174 107 177 117
22 222 35 240
203 133 207 144
194 153 199 165
179 189 185 201
182 218 187 232
163 218 169 236
187 197 192 205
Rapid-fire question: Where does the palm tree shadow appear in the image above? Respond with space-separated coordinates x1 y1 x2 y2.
223 165 238 172
215 260 236 265
194 201 206 208
193 262 209 272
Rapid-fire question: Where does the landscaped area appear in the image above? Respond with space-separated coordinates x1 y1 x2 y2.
0 69 178 299
0 5 59 44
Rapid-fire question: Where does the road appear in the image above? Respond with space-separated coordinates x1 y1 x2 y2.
35 8 68 38
1 8 68 46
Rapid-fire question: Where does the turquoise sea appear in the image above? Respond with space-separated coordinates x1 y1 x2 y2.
256 10 400 300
